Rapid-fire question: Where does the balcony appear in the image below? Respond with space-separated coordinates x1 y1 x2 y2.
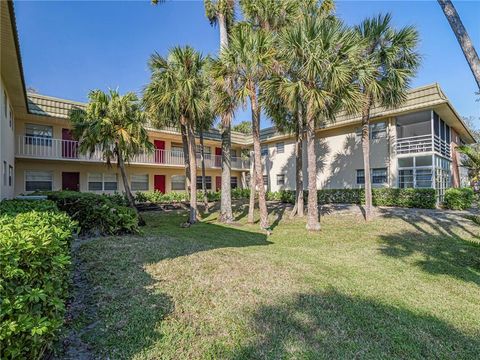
16 136 250 170
395 135 451 159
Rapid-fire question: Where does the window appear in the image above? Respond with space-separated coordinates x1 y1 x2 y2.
3 91 7 117
25 123 53 146
131 174 149 191
416 169 433 188
263 175 268 185
196 144 211 155
88 173 103 191
231 149 237 158
88 173 118 191
171 175 186 191
372 168 387 184
8 165 13 187
3 162 6 185
399 169 414 188
276 142 285 154
261 146 268 156
276 174 285 186
356 169 365 184
171 143 183 157
25 170 53 191
371 122 387 139
196 176 212 190
231 176 238 189
9 105 13 128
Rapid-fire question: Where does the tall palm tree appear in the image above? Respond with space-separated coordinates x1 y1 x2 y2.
143 47 209 224
197 106 215 213
204 0 236 223
278 15 364 231
69 89 152 225
437 0 480 89
356 14 420 220
210 22 275 230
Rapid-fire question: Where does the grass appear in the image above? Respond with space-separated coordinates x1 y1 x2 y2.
66 203 480 359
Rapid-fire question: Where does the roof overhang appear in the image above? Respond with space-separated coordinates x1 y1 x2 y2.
1 0 28 115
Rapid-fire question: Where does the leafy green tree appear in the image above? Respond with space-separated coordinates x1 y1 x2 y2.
356 14 420 220
277 14 364 231
69 89 152 225
232 121 252 134
143 46 210 224
458 145 480 183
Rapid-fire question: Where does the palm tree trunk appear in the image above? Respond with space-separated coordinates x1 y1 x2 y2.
219 114 233 222
362 98 373 221
180 124 191 193
250 88 269 230
186 121 198 224
199 128 209 213
438 0 480 89
305 105 320 231
117 151 145 226
217 12 234 223
291 104 304 218
248 161 256 224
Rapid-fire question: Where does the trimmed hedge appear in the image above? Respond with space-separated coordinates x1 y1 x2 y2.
40 191 139 236
0 200 77 359
444 188 474 210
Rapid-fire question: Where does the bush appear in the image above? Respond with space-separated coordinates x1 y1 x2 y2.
40 191 139 236
0 203 76 359
371 188 436 209
444 188 474 210
317 189 363 205
135 191 188 204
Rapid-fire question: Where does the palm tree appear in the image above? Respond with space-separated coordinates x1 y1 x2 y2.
204 0 236 223
437 0 480 89
355 14 420 220
210 22 275 230
69 89 152 225
143 47 209 224
278 15 364 231
197 107 215 213
458 145 480 184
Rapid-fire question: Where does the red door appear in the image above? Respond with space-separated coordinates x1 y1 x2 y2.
216 176 222 191
62 129 78 158
215 147 222 167
154 140 165 164
154 175 166 193
62 172 80 191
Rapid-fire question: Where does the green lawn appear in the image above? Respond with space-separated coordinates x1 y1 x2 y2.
66 204 480 359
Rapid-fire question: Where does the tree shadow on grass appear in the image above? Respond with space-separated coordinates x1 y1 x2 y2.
65 212 271 359
378 212 480 286
231 290 480 359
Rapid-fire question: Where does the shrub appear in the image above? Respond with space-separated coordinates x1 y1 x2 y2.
444 188 474 210
232 188 250 199
40 191 139 236
135 191 188 204
0 206 76 359
317 189 363 205
371 188 436 209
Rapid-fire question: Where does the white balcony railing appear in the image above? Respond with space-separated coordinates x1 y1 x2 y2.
16 136 250 170
395 134 451 159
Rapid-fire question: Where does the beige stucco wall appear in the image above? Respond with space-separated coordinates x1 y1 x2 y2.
259 120 392 192
14 159 244 196
1 77 16 199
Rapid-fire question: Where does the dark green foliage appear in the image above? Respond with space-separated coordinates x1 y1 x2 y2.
371 188 436 209
135 191 189 204
317 189 364 205
41 191 139 236
444 188 474 210
0 202 76 359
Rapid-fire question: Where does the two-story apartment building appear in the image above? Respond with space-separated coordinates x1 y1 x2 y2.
1 0 475 201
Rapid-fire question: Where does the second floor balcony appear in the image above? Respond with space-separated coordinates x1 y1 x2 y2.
16 135 250 171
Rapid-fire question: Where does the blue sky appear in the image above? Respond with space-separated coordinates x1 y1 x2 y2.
15 0 480 129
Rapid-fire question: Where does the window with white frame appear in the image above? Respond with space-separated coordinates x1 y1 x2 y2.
25 170 53 191
8 165 13 187
231 176 238 189
131 174 149 191
372 168 388 184
356 169 365 184
263 175 268 185
399 169 414 188
171 175 186 191
261 145 268 156
196 176 212 190
171 143 183 157
88 173 118 191
25 123 53 146
277 174 285 186
276 142 285 154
